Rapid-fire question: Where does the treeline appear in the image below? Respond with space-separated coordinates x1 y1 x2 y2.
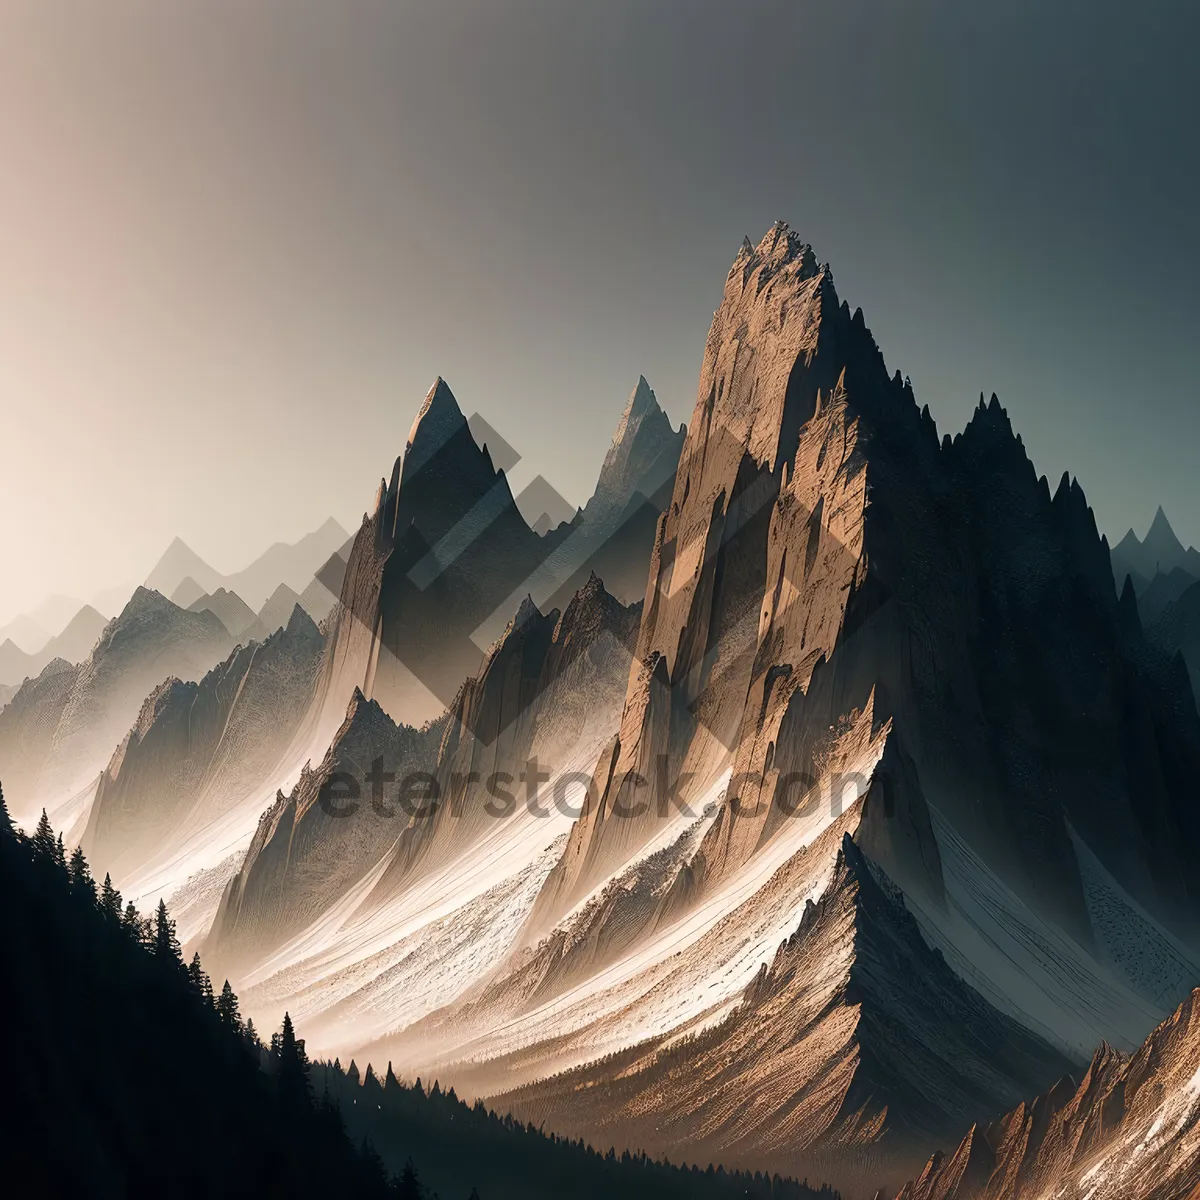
1 795 400 1198
316 1060 839 1200
1 789 840 1199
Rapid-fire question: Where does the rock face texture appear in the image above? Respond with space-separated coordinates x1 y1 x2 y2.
497 838 1071 1196
367 573 642 901
896 989 1200 1200
0 588 233 820
304 375 681 747
205 575 641 976
27 225 1200 1199
206 688 447 975
44 589 233 798
527 224 1200 1021
81 605 324 887
309 377 555 738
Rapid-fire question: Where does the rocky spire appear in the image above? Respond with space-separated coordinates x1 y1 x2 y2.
583 375 684 527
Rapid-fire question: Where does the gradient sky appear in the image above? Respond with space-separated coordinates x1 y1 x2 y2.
2 0 1198 624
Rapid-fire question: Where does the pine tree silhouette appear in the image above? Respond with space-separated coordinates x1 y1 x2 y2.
0 783 12 834
277 1012 312 1111
0 802 401 1199
121 899 143 938
216 980 242 1033
31 809 55 860
100 872 122 918
152 899 181 963
68 846 94 896
399 1158 424 1200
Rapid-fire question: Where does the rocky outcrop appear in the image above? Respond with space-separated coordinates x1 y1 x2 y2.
307 377 568 742
306 375 681 748
366 574 641 902
497 837 1071 1197
207 574 640 977
82 605 324 885
896 989 1200 1200
527 224 1200 1015
206 689 446 974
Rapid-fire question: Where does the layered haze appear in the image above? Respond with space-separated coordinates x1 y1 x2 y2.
2 0 1199 623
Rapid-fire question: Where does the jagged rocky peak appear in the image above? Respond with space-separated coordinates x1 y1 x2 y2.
583 375 685 527
1145 504 1186 561
549 571 639 653
896 988 1200 1199
404 375 469 469
206 679 444 973
734 219 821 284
281 601 320 640
378 374 524 549
500 829 1071 1195
510 593 544 632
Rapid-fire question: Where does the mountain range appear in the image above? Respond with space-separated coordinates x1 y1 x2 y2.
1110 506 1200 592
0 603 109 689
0 588 234 834
8 224 1200 1197
145 516 350 615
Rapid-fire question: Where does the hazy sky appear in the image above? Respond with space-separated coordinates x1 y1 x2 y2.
2 0 1198 624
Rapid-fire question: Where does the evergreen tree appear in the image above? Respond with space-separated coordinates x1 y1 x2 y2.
100 872 122 918
216 980 242 1032
187 951 212 998
277 1012 311 1110
53 832 67 871
244 1017 261 1049
68 846 95 896
31 809 55 860
398 1158 424 1200
0 782 12 834
152 899 181 963
122 899 143 938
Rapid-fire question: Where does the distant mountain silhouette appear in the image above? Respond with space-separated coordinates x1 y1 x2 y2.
145 538 225 600
242 583 306 642
1137 564 1199 623
0 590 232 821
0 612 50 654
223 517 351 610
187 587 258 639
1110 506 1200 589
144 518 351 615
170 576 209 610
0 604 109 688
